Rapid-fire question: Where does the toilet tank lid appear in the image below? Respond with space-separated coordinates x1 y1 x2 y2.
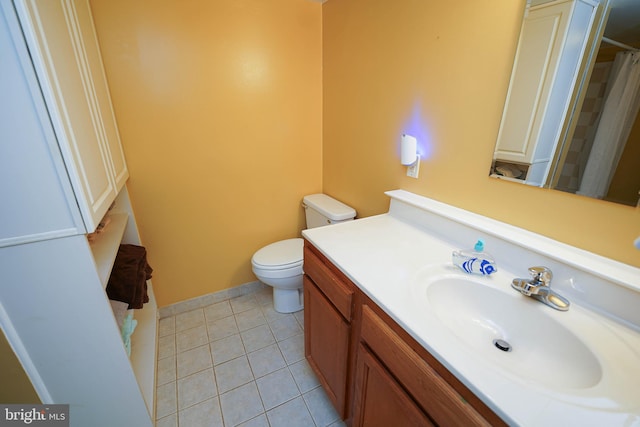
303 194 356 221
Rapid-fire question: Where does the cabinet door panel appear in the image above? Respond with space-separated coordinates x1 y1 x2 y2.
0 0 84 246
360 305 491 426
353 344 434 427
494 3 568 163
16 0 127 231
304 276 349 417
72 0 128 191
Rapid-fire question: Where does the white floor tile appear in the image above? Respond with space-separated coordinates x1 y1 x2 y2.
235 307 267 331
230 294 259 314
266 396 314 427
256 367 299 410
158 316 176 337
293 309 305 330
247 344 286 378
157 355 176 386
278 333 305 365
178 397 223 427
176 324 208 352
157 288 339 427
175 308 205 332
157 334 176 360
210 333 245 365
219 382 264 426
241 324 275 353
261 305 292 324
214 356 254 394
237 413 269 427
155 413 177 427
206 315 239 341
254 288 273 306
289 359 320 394
177 344 213 379
204 300 233 323
156 381 177 419
269 316 303 342
304 385 340 427
177 368 217 410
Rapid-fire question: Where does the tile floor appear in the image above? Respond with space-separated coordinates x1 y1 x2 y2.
155 286 345 427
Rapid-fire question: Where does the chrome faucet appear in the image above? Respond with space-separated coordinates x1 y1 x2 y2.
511 266 570 311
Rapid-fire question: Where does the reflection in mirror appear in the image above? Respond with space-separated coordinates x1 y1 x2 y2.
491 0 640 207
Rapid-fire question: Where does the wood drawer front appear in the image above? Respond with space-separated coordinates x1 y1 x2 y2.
303 246 353 320
304 277 350 417
360 305 491 427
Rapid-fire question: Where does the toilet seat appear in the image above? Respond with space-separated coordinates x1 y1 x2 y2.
251 238 303 273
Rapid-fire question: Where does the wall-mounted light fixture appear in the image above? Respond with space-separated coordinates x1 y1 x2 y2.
401 134 420 178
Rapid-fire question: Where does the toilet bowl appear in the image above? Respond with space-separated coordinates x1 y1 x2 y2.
251 238 304 313
251 194 356 313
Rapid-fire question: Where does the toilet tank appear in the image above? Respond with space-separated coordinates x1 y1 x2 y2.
302 194 356 229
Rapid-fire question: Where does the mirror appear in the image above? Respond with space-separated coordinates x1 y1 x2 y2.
490 0 640 206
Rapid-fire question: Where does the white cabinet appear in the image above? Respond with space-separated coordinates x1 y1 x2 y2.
12 0 128 234
0 2 156 426
0 0 85 246
0 190 157 427
494 0 597 186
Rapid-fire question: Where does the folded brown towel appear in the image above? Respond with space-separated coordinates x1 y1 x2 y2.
106 244 152 309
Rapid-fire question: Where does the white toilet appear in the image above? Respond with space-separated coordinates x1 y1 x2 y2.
251 194 356 313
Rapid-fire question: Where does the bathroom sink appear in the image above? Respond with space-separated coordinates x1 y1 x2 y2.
410 265 602 390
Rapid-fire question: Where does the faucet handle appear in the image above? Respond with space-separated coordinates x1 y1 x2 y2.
528 266 552 286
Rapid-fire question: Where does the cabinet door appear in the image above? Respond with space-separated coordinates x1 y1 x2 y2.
0 0 85 246
304 276 350 417
15 0 128 232
495 0 574 164
353 344 434 427
71 0 129 191
359 305 492 426
494 0 596 174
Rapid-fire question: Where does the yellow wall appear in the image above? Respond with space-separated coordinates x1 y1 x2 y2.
607 111 640 206
90 0 323 306
92 0 639 307
322 0 640 267
0 329 40 403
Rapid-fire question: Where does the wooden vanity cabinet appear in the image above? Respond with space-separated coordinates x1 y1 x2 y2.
354 302 502 427
303 241 356 419
303 240 506 427
353 342 434 427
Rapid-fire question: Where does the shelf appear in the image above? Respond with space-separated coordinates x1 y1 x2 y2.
130 282 158 417
88 212 128 287
88 188 158 418
489 173 525 183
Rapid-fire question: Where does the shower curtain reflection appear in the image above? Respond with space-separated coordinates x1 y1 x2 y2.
577 51 640 200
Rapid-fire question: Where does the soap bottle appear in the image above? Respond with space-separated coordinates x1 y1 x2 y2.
452 239 497 275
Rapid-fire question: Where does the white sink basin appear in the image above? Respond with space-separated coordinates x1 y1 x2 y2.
424 274 601 389
407 264 640 408
400 264 640 420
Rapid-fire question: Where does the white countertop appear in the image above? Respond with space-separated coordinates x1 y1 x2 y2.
302 191 640 427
